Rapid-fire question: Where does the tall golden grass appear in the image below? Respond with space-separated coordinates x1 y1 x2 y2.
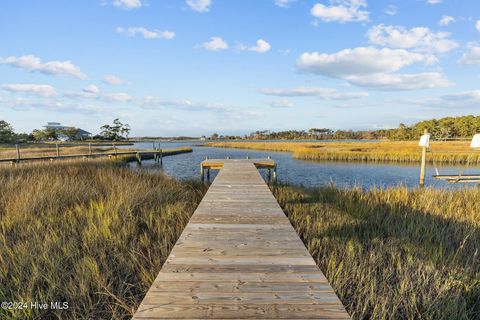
0 145 117 159
0 160 206 319
208 141 480 164
273 184 480 320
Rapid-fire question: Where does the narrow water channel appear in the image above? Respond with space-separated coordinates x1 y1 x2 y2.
124 141 479 190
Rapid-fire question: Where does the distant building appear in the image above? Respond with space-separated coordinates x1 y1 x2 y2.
43 122 92 141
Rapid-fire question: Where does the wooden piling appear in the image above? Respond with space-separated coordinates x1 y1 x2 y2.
56 144 60 158
419 129 428 188
15 144 20 163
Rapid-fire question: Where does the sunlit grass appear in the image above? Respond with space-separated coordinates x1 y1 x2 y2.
208 141 480 164
273 184 480 320
0 160 207 319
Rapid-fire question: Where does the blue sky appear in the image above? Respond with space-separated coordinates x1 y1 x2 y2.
1 0 480 137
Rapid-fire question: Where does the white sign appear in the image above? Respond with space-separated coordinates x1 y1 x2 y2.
419 134 430 148
471 134 480 148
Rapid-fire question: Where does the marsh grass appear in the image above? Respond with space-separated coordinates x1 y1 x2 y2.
209 141 480 164
273 184 480 320
0 145 117 159
0 160 206 319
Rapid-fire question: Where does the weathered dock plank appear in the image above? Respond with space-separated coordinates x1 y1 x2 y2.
133 160 350 319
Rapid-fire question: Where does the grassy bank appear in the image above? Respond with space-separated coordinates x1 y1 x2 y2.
0 145 119 159
0 145 192 163
0 160 207 319
208 141 480 164
273 184 480 320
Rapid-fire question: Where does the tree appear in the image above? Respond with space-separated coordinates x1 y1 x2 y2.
32 128 58 141
59 127 79 140
0 120 15 143
100 119 130 140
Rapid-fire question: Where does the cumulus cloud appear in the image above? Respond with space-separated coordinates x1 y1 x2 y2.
239 39 271 53
116 27 175 39
426 0 441 4
274 0 296 8
296 47 449 90
367 24 458 53
297 47 437 77
112 0 142 9
0 55 87 80
439 16 455 26
186 0 211 12
476 20 480 32
102 74 127 85
1 84 57 97
458 45 480 65
202 37 229 51
269 99 294 108
311 0 369 23
260 86 368 100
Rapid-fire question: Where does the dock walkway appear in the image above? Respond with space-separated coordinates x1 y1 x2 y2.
133 159 350 319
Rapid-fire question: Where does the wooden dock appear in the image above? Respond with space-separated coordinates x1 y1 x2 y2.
133 159 350 319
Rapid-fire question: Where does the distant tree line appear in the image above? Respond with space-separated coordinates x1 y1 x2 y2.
0 118 131 143
244 115 480 141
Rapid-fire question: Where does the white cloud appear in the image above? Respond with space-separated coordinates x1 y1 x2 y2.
426 0 441 4
239 39 271 53
2 97 106 114
476 20 480 32
202 37 229 51
458 45 480 65
112 0 142 9
297 47 436 77
414 90 480 109
345 72 451 90
385 5 397 16
116 27 175 40
296 47 448 90
0 55 87 80
186 0 211 12
102 74 127 85
260 86 368 100
274 0 296 8
311 0 369 23
269 99 294 108
367 24 458 53
439 16 455 26
1 84 57 97
65 85 132 103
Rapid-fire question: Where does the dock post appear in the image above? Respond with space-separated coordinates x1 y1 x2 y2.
246 156 250 159
136 152 142 166
207 168 210 182
419 129 428 188
113 143 117 157
273 165 278 184
267 168 272 184
56 143 60 158
88 143 92 158
226 156 230 159
200 164 204 182
15 144 20 164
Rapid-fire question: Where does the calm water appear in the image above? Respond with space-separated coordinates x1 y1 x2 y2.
123 141 479 189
